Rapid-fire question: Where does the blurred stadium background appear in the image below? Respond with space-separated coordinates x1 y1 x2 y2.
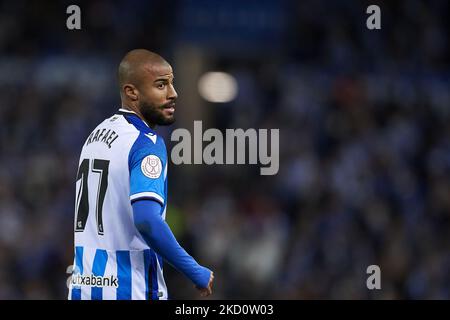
0 0 449 299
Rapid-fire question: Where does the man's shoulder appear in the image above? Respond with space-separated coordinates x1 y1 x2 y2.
130 131 166 155
126 132 167 172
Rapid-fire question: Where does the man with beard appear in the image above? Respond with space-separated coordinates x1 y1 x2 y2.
68 49 214 300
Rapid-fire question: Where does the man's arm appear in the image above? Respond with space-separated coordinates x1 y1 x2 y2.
132 199 213 290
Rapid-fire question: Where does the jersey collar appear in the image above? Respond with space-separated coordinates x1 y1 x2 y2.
117 108 157 135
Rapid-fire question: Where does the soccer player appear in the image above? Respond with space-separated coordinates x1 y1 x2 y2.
68 49 214 300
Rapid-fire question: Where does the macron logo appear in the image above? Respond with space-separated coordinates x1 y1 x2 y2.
145 133 157 144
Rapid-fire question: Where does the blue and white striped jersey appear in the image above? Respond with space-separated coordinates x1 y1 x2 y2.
68 108 169 300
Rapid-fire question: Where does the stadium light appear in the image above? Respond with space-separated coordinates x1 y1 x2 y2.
198 71 238 103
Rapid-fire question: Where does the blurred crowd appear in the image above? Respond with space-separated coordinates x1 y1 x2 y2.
0 0 449 299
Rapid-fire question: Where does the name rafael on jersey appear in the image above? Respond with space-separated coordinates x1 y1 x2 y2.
85 127 119 149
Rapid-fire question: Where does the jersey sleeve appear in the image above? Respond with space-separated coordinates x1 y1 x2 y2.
132 199 212 288
128 133 166 206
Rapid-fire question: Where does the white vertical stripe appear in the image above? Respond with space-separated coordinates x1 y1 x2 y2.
81 247 95 300
130 251 146 300
162 205 167 221
102 250 117 300
164 163 167 180
155 258 168 300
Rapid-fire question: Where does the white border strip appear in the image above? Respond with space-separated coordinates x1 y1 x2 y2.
130 192 164 205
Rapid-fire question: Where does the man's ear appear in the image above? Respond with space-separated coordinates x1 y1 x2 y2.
123 84 139 101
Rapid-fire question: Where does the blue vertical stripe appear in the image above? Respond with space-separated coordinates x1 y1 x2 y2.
143 249 151 300
71 246 84 300
116 251 132 300
91 249 108 300
150 249 159 300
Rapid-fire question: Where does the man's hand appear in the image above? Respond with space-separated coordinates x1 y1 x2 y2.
195 271 214 297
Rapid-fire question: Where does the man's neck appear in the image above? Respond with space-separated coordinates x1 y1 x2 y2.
121 104 156 129
121 104 138 115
